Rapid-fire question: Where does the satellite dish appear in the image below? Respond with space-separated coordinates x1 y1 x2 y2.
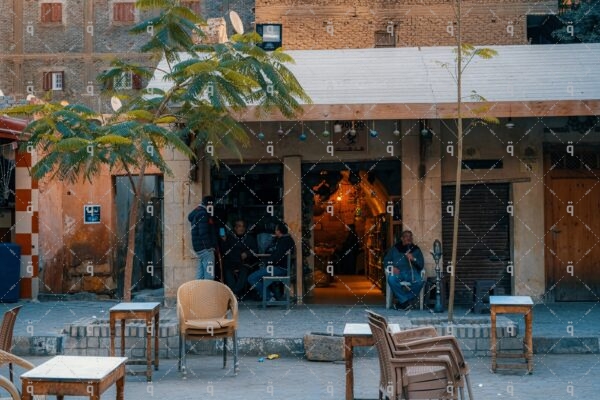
60 100 69 106
0 89 4 97
26 94 36 101
229 10 244 34
110 96 122 112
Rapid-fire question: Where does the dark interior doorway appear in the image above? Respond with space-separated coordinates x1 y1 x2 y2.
0 141 15 243
115 175 164 296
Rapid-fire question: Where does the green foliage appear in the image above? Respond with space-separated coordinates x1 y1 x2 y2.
553 3 600 43
7 0 310 184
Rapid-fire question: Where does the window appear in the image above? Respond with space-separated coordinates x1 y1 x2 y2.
374 31 395 48
527 15 564 44
113 2 136 23
43 71 64 91
110 71 142 90
181 1 201 14
41 3 63 23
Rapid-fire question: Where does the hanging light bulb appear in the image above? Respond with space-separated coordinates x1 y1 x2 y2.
322 121 330 137
277 123 285 137
257 132 265 140
505 105 515 129
349 121 357 137
393 121 400 136
369 120 378 137
299 121 307 141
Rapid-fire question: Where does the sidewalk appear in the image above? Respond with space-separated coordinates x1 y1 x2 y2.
6 299 600 357
17 354 600 399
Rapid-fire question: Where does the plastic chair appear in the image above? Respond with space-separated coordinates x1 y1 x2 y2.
0 306 22 382
367 310 474 399
177 280 239 375
262 252 293 309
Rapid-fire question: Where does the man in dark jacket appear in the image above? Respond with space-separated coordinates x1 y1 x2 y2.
220 219 259 297
188 195 218 280
384 230 425 310
248 222 295 300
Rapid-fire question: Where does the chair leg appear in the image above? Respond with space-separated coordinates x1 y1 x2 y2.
181 334 187 375
465 375 474 400
459 386 465 400
223 337 227 369
8 363 13 383
178 333 182 371
262 283 267 309
286 283 291 310
233 330 239 375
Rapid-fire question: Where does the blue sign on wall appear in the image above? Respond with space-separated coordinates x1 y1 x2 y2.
84 205 101 224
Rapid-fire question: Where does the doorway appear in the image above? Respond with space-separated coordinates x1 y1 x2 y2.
0 141 15 243
115 175 164 297
545 149 600 301
302 160 401 305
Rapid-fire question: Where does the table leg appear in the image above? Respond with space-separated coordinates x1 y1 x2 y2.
110 316 116 357
344 336 354 400
57 396 64 400
146 316 152 382
154 311 159 371
525 309 533 374
116 375 125 400
89 383 100 400
490 307 497 373
121 319 125 357
21 382 33 400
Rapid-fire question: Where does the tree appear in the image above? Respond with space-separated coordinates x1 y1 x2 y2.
5 0 310 301
438 0 498 321
553 2 600 43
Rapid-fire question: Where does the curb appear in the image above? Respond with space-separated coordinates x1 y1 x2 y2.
12 334 600 358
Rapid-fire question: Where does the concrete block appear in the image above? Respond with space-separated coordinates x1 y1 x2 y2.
87 337 100 348
533 337 599 354
499 337 523 351
265 338 303 357
304 334 343 361
132 348 146 358
459 339 476 352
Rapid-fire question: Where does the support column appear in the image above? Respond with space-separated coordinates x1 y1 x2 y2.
400 120 443 277
283 156 303 303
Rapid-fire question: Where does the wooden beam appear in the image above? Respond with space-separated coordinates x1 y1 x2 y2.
234 100 600 121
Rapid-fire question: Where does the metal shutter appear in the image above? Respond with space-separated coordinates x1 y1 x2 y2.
442 183 511 305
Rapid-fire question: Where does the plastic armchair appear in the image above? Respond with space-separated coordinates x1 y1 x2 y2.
386 269 427 310
177 280 239 375
367 313 460 399
368 310 473 399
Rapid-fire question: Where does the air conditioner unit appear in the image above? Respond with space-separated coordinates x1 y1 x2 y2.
256 24 282 51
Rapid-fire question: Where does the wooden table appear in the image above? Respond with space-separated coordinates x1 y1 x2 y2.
490 295 534 373
109 302 160 382
343 323 399 400
21 356 127 399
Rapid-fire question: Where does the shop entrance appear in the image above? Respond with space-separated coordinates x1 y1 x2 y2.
302 160 401 305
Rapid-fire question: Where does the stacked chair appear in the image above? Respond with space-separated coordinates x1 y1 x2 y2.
367 310 473 399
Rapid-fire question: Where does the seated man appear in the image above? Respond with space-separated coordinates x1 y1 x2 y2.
220 219 259 298
248 222 295 301
384 230 425 310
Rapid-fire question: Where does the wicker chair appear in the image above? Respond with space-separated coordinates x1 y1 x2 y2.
0 305 22 382
177 280 239 375
367 311 464 399
0 349 36 399
368 311 473 399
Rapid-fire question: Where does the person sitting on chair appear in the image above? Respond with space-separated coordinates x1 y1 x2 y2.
384 230 425 310
248 222 295 301
220 219 259 298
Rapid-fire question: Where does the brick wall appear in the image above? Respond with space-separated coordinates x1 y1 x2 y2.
256 0 557 49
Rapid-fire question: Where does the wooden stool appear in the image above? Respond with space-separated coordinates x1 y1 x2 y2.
490 296 534 374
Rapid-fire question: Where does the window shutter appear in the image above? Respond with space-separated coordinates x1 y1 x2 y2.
132 73 142 90
102 70 114 91
58 71 65 90
114 2 135 22
43 72 51 91
52 3 62 23
41 3 52 23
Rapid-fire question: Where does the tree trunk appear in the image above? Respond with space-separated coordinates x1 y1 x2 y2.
448 0 462 322
123 161 146 301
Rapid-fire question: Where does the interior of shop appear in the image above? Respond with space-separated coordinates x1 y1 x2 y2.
0 140 16 244
211 160 401 305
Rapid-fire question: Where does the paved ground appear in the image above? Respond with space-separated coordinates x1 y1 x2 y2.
8 300 600 339
6 354 599 399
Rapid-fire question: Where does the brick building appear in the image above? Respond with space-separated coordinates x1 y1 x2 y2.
0 0 255 110
255 0 557 49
